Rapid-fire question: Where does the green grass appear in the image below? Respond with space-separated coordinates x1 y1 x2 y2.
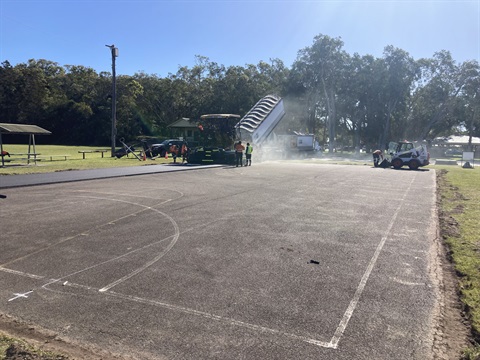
0 334 66 360
434 165 480 359
0 144 171 175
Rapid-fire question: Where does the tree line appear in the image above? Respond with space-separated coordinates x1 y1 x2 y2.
1 34 478 152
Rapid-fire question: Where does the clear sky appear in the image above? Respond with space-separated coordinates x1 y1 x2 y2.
0 0 478 76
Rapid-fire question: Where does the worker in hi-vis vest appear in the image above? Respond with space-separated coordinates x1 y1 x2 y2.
234 141 245 167
245 143 253 166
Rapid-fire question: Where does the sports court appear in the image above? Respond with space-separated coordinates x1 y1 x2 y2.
0 163 439 359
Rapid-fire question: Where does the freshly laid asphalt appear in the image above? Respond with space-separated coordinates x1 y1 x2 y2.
0 162 445 359
0 163 222 189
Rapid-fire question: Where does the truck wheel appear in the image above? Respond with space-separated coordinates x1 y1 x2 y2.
408 159 420 170
392 158 403 169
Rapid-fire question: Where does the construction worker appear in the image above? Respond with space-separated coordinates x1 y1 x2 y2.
245 142 253 166
234 141 245 167
372 149 383 167
181 142 188 163
169 144 179 163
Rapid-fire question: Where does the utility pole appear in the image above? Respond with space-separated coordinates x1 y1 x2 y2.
106 44 118 157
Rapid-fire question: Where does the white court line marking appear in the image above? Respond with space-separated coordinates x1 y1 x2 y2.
328 175 416 349
0 196 175 268
37 217 228 290
2 175 418 349
8 291 33 302
68 196 181 292
46 280 334 348
106 290 335 348
0 267 44 280
73 188 184 201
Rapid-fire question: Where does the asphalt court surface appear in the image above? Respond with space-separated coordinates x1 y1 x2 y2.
0 163 439 359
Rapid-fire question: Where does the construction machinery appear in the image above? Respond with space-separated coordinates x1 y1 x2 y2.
387 141 430 170
189 94 318 164
234 95 317 159
235 94 285 147
276 133 316 158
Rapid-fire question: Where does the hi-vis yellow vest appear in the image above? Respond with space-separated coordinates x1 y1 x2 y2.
246 145 253 154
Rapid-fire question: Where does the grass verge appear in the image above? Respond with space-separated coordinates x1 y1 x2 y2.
0 334 67 360
435 165 480 359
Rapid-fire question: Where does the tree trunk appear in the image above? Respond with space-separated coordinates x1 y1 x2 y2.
322 85 336 153
379 99 397 151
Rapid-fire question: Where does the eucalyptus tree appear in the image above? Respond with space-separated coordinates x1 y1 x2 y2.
50 65 106 144
133 72 183 138
377 46 418 148
213 65 252 114
289 34 348 152
0 61 22 123
113 77 144 143
168 55 229 120
456 60 480 148
409 51 476 141
11 59 64 125
336 53 377 152
283 62 319 137
0 59 75 144
253 58 289 98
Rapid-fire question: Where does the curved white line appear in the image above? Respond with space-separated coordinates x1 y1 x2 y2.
69 195 181 292
0 196 175 268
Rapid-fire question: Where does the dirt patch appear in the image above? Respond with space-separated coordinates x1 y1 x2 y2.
0 313 124 360
4 342 67 360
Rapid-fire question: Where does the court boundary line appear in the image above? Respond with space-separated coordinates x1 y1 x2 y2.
1 174 418 349
329 175 416 348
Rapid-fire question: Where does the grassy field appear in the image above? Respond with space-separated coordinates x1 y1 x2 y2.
0 144 171 175
1 145 479 358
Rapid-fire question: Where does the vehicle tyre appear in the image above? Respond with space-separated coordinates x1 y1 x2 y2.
391 158 403 169
408 159 420 170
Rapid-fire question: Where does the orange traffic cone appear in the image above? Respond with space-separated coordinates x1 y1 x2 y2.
142 151 146 161
164 152 168 159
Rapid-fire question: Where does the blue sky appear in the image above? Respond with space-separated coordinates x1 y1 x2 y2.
1 1 478 76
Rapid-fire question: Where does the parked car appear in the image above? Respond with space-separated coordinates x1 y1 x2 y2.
444 148 463 156
150 139 184 157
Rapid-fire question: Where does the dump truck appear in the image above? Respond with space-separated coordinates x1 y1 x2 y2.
235 95 318 159
276 133 316 158
235 94 285 147
189 94 306 164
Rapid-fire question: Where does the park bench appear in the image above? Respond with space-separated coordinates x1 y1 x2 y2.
78 149 110 159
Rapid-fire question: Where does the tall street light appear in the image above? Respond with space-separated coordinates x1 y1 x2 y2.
106 44 118 157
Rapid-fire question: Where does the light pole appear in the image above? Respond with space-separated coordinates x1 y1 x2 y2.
106 44 118 157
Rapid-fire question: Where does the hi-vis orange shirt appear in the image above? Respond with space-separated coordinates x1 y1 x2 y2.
235 143 245 152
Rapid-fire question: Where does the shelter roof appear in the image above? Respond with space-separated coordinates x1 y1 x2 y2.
434 135 480 145
0 123 51 135
167 118 197 128
200 114 241 120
